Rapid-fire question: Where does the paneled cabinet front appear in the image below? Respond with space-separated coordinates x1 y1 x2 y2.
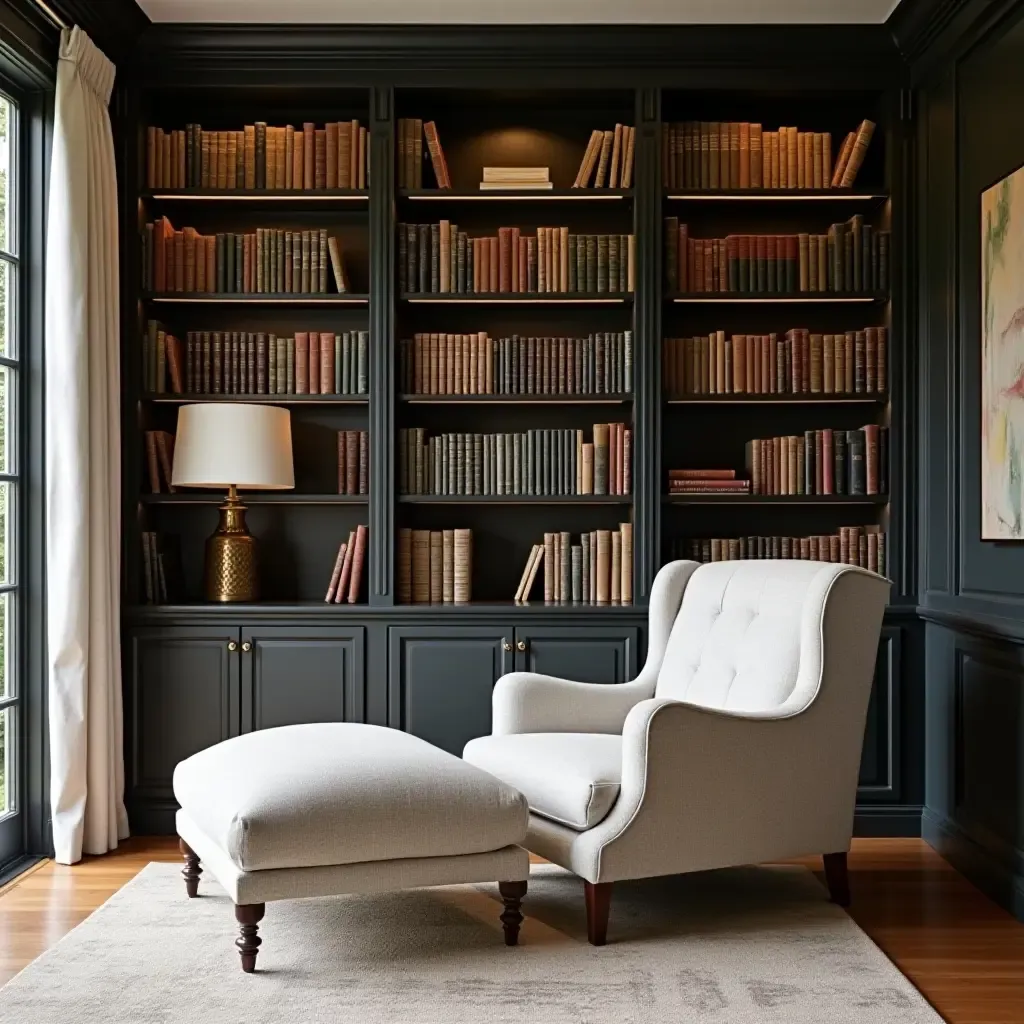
240 626 366 732
126 625 241 817
513 625 639 683
388 627 514 756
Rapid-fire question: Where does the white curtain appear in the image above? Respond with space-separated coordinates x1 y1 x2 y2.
45 26 128 864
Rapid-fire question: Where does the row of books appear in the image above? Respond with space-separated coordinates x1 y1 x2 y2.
144 325 369 397
142 219 350 295
398 424 632 497
745 426 889 496
671 526 885 576
661 119 875 191
324 525 369 603
574 126 636 188
399 223 635 295
145 121 368 191
516 525 634 605
398 332 632 396
663 327 887 397
664 218 890 294
140 531 182 604
337 431 369 496
143 430 176 493
397 528 473 604
396 118 450 188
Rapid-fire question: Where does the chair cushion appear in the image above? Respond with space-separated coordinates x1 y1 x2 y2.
172 723 528 873
463 733 621 831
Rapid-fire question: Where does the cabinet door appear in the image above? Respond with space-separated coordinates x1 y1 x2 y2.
240 626 365 733
515 625 639 684
388 627 514 755
126 625 241 829
858 626 902 801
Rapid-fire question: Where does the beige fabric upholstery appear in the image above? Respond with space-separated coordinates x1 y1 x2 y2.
173 723 528 872
176 811 528 905
464 561 890 885
463 733 621 831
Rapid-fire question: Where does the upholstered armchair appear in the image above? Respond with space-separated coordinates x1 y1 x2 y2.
464 559 890 945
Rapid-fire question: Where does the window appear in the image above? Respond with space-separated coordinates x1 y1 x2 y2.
0 90 19 848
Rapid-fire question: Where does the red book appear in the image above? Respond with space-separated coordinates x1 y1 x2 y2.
320 331 335 394
295 332 309 394
309 332 320 393
668 469 736 480
347 524 368 603
335 529 356 603
489 237 499 292
678 223 688 292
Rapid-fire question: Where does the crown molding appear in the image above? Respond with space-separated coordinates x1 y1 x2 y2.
43 0 150 62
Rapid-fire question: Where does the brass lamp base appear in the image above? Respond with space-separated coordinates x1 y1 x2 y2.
204 485 259 602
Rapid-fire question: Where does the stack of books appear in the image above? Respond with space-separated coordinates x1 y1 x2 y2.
480 167 552 191
325 525 368 604
397 528 473 604
668 470 751 495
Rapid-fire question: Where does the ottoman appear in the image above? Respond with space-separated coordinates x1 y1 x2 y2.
173 723 530 972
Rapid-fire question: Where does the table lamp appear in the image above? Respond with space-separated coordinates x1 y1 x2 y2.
171 404 294 602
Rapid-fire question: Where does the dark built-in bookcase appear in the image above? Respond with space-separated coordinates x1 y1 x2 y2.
121 70 909 834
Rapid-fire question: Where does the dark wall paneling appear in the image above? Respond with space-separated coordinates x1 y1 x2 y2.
913 0 1024 920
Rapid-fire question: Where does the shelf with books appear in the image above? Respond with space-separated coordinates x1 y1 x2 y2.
399 189 633 202
401 293 632 305
401 394 632 405
662 493 888 505
398 495 633 506
144 292 370 305
144 394 369 405
141 493 369 505
665 395 885 405
144 189 370 204
667 293 885 304
664 189 887 205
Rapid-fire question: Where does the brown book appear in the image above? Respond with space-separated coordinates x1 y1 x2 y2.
423 121 451 188
594 130 614 188
620 522 632 604
320 332 335 395
543 533 555 602
165 334 185 393
357 123 367 190
411 530 430 603
429 531 443 603
574 129 604 188
314 128 327 189
739 122 751 188
831 131 856 187
325 540 347 602
621 125 636 189
337 121 352 189
325 122 338 188
519 544 544 603
397 528 413 603
442 529 455 604
154 431 176 492
609 124 623 188
596 530 611 604
302 122 315 190
346 524 368 603
453 528 472 603
839 120 876 187
144 431 161 493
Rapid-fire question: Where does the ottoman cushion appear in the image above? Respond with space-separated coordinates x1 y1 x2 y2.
172 723 528 873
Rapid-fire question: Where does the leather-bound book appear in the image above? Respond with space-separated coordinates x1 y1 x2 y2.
749 123 763 188
441 529 455 604
573 129 603 188
314 128 327 189
325 122 338 188
324 540 347 602
165 334 184 394
830 131 855 187
358 430 368 493
345 524 368 604
738 122 750 188
595 530 611 605
411 530 430 603
300 122 314 190
708 121 720 189
840 120 876 187
422 121 451 188
334 530 357 604
251 122 265 189
397 528 413 604
143 431 161 493
452 529 471 603
319 331 334 395
594 130 614 188
274 128 286 190
621 125 636 189
426 531 443 603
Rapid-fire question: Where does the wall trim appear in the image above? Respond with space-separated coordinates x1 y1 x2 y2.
854 804 923 838
923 808 1024 922
918 604 1024 645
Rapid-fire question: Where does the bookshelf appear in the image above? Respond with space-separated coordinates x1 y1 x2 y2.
117 54 910 834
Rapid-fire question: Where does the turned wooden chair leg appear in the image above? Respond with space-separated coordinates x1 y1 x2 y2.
234 903 266 973
498 880 527 946
179 838 202 898
823 851 851 907
584 880 613 946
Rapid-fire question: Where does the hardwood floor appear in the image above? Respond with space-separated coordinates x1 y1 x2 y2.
1 837 1022 1022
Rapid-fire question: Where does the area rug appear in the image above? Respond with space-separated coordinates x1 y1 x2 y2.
0 862 943 1023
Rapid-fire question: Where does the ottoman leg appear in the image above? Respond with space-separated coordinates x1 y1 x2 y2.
498 881 527 946
234 903 266 973
179 838 202 898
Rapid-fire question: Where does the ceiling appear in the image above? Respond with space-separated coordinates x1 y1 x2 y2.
134 0 903 25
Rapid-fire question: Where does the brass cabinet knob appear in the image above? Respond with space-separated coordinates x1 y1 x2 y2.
502 638 512 652
227 641 238 652
516 640 527 652
242 641 252 653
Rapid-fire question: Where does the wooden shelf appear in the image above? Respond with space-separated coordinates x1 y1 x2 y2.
141 494 368 506
400 188 633 201
144 293 369 305
400 393 632 405
666 394 886 405
668 293 886 304
664 189 888 204
143 189 369 203
663 493 888 505
401 293 632 305
398 495 632 505
144 394 368 405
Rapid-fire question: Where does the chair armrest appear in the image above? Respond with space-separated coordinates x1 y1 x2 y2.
576 697 864 882
491 672 653 736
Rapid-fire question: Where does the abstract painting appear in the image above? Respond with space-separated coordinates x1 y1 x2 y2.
981 162 1024 538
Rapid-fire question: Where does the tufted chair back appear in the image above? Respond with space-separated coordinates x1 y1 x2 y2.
654 559 881 716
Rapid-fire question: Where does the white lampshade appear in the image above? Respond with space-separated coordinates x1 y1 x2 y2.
172 404 294 490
